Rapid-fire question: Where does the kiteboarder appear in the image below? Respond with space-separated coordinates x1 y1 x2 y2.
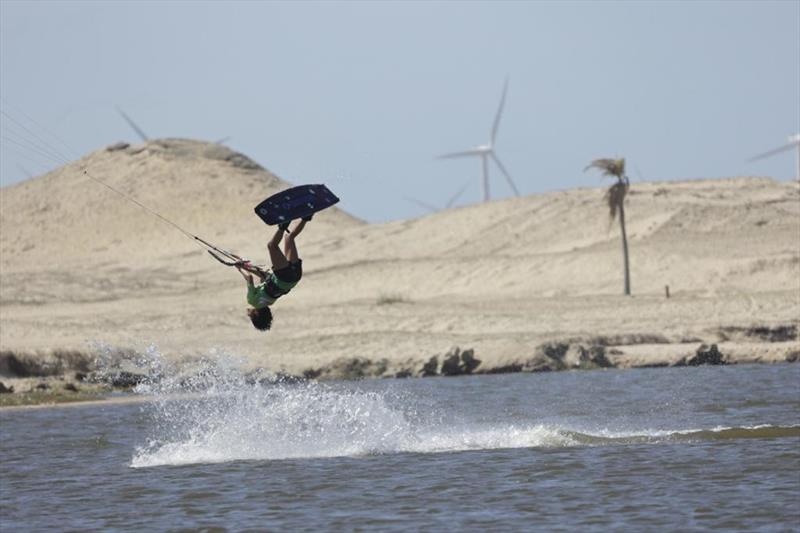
236 218 309 331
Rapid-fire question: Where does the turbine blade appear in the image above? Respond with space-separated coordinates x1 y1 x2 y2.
405 196 439 213
491 152 520 196
436 149 483 159
215 136 232 145
116 106 148 141
491 77 509 145
445 181 471 208
748 142 797 161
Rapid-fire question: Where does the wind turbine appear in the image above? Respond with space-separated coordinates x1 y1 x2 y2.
116 106 231 145
406 181 471 213
748 133 800 180
437 78 520 202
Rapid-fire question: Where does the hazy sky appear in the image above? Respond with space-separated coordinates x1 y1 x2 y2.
1 0 798 223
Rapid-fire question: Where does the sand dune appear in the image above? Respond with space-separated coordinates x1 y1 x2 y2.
1 139 798 377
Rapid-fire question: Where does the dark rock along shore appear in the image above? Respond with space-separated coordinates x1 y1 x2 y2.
2 322 797 402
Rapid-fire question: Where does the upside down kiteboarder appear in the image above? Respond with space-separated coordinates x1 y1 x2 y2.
235 218 309 331
206 183 340 331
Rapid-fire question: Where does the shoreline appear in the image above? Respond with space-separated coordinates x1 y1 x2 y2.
2 339 797 408
0 393 154 412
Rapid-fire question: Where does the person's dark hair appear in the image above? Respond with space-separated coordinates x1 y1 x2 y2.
247 307 273 331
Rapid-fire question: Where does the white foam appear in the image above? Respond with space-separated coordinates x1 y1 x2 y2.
130 379 577 468
124 348 585 468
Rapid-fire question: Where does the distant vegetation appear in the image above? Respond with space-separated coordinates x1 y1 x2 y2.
585 158 632 296
376 293 410 305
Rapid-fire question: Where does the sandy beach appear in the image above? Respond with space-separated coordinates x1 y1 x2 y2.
1 139 798 390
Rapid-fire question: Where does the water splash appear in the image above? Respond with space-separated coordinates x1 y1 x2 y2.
127 348 576 468
131 381 576 467
123 347 798 468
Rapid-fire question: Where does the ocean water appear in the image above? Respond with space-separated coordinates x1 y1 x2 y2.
1 362 798 531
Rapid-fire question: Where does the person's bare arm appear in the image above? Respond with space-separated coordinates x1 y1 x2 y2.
236 266 255 286
237 263 267 282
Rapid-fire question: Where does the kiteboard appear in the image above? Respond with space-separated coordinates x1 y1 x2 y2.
254 184 339 226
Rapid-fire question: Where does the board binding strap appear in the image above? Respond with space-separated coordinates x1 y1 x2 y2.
254 184 340 226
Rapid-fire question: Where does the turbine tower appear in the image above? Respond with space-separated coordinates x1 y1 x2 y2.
748 134 800 180
437 79 519 202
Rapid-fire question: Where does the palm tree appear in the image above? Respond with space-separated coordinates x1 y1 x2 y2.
585 158 631 296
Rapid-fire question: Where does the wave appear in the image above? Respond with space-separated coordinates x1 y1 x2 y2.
665 425 800 441
124 350 799 468
563 425 800 446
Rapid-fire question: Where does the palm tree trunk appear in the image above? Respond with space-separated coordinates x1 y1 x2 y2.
618 201 631 295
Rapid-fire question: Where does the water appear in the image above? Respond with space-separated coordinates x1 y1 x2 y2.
1 363 799 531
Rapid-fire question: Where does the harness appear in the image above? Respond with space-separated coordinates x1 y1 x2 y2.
248 271 299 308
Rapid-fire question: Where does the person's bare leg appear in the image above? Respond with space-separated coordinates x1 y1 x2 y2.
268 225 290 270
283 219 307 263
291 218 307 238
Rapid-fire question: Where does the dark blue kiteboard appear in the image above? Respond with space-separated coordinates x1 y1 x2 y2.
254 184 340 225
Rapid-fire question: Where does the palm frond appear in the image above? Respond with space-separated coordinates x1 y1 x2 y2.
584 158 626 178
